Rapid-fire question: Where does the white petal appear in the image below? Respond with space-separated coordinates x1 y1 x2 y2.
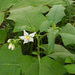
29 32 36 37
23 39 28 44
8 43 12 49
23 30 28 36
19 36 26 40
7 39 11 43
12 45 15 50
29 37 34 42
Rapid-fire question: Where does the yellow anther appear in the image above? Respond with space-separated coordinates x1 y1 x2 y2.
26 36 30 40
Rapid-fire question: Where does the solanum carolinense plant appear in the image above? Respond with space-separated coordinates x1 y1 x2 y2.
0 0 75 75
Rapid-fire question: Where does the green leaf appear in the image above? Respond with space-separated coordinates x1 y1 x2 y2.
65 56 74 64
0 29 6 43
53 44 69 53
46 5 65 24
39 44 48 55
47 28 59 54
7 6 47 32
48 52 75 64
0 12 4 24
11 0 53 9
0 44 23 75
18 55 67 75
48 0 73 6
64 64 75 74
40 44 69 54
40 20 51 32
48 44 75 64
0 0 18 12
59 23 75 46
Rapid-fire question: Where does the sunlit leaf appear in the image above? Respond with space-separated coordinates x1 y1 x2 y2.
0 0 18 12
46 5 65 24
7 6 47 32
11 0 53 9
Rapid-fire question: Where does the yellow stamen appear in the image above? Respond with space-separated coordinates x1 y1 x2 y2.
26 36 30 40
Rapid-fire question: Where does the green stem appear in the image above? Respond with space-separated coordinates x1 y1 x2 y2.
37 37 40 63
36 33 40 75
36 34 40 63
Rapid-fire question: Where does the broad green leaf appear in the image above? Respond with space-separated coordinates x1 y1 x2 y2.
7 6 47 32
0 29 6 43
48 52 75 64
18 55 67 75
59 23 75 46
47 28 59 54
39 44 69 55
53 44 69 53
40 20 51 32
48 0 74 6
46 5 65 24
48 44 75 64
11 0 53 9
0 12 4 24
0 44 23 75
0 0 18 12
64 64 75 74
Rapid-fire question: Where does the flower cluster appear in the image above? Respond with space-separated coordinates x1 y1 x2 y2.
7 39 15 50
7 30 36 50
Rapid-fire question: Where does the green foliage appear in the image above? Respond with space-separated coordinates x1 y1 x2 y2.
65 56 74 64
11 0 53 9
0 12 4 24
48 0 73 6
59 23 75 46
0 0 18 12
18 55 67 75
47 28 59 54
0 0 75 75
40 20 50 32
46 5 65 24
64 64 75 74
0 29 6 43
8 6 47 32
0 44 23 75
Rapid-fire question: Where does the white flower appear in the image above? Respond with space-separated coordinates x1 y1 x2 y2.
8 43 15 50
19 30 36 44
7 39 11 43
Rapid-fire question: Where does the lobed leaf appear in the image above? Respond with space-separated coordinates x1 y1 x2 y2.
18 55 67 75
7 6 47 32
46 5 65 24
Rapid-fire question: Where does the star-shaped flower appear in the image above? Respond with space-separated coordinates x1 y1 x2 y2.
19 30 36 44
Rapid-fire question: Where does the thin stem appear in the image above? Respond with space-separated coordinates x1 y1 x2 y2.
36 33 40 63
37 37 40 63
